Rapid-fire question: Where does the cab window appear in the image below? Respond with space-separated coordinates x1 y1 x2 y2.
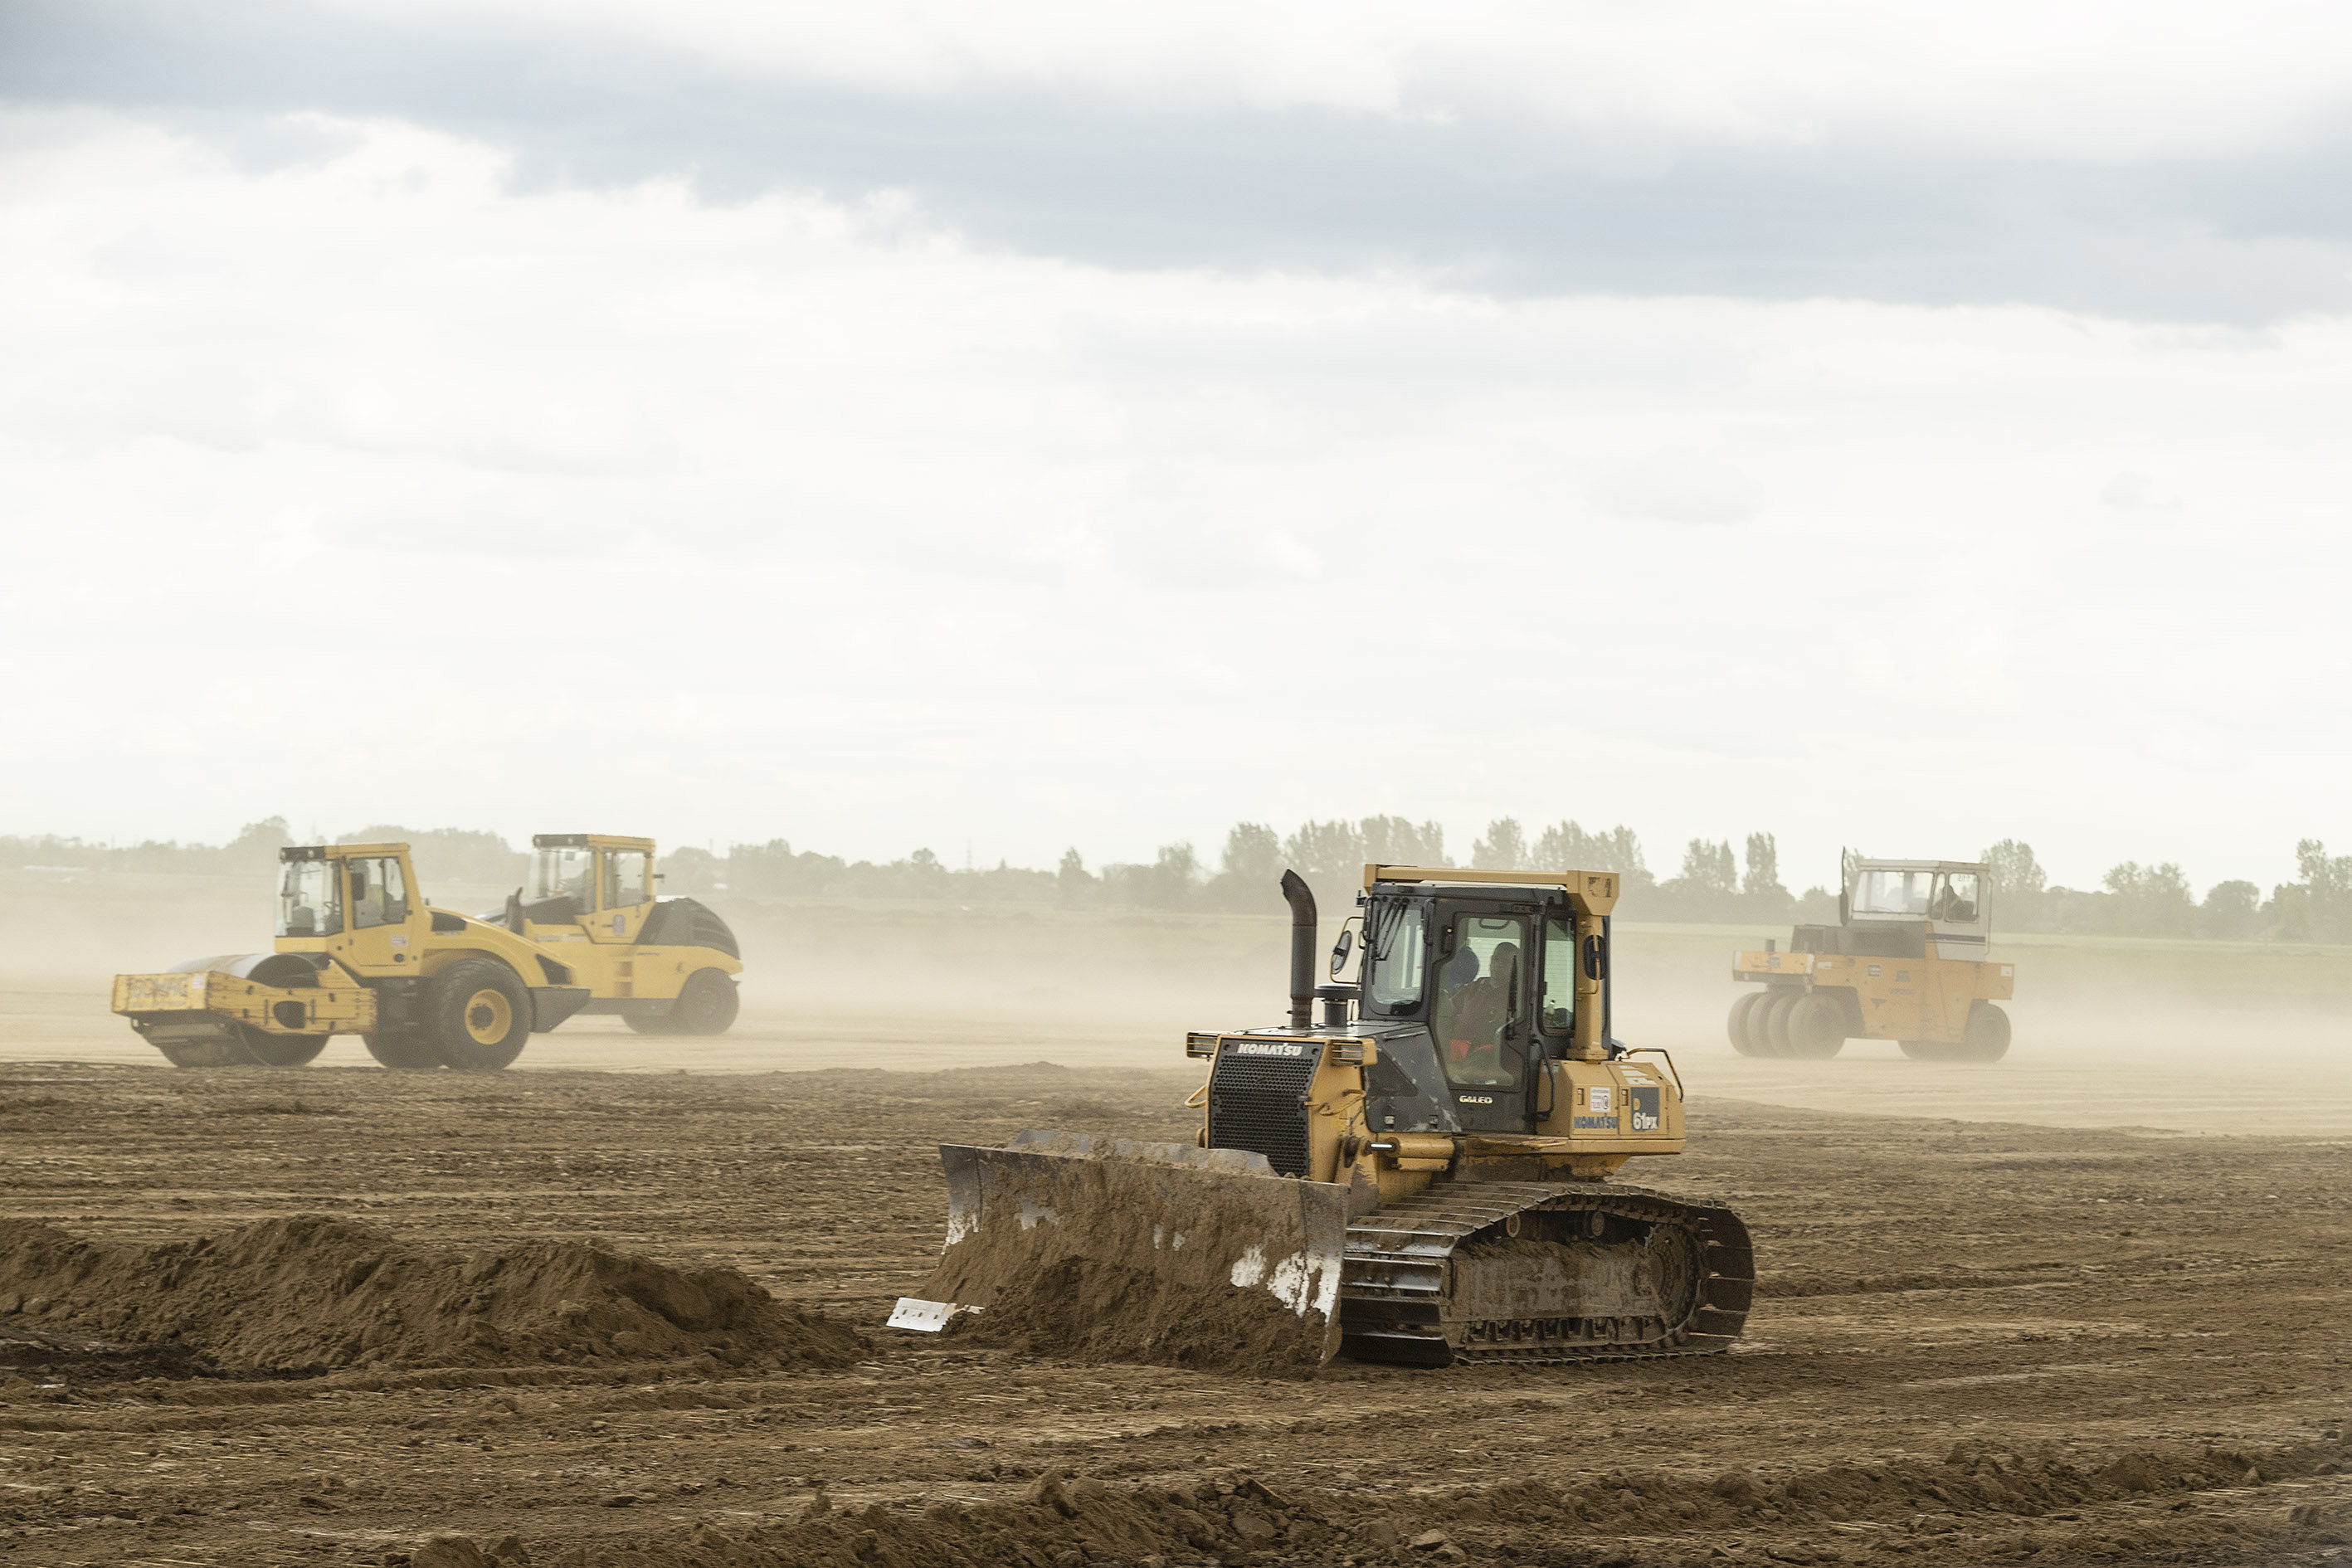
1363 903 1427 1014
277 858 341 937
1541 917 1576 1036
348 857 408 929
1853 868 1933 915
1431 913 1528 1088
606 850 650 908
1931 871 1980 923
533 846 597 908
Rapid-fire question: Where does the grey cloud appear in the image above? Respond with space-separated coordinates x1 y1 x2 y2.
9 0 2352 323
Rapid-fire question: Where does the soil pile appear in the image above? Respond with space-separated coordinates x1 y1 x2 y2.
477 1432 2352 1568
941 1250 1330 1375
0 1215 864 1374
917 1149 1337 1374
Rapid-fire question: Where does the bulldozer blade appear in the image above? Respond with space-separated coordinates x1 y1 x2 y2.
908 1132 1351 1371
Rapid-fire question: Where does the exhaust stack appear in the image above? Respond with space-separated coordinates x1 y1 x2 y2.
1280 869 1317 1030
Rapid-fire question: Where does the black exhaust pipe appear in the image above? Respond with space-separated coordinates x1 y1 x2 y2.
1280 869 1317 1030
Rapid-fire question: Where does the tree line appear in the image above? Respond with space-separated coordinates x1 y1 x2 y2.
11 818 2352 942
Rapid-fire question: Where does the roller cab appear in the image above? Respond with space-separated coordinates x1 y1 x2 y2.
1730 853 2016 1061
113 835 745 1069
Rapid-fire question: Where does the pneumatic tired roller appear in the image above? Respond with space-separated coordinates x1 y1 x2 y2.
894 864 1754 1369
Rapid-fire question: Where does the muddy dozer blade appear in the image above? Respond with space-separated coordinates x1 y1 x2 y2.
903 1131 1350 1372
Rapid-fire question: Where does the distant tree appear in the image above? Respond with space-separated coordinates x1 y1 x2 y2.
228 816 293 863
663 845 722 894
1283 820 1363 881
1979 839 2049 930
1057 847 1095 907
1202 823 1283 911
1357 815 1447 869
1471 817 1527 868
1742 832 1785 899
1678 839 1739 898
2271 839 2352 940
336 825 526 888
1530 821 1654 892
2199 879 2263 940
1220 823 1282 884
2101 860 2196 937
1102 843 1200 910
1793 884 1838 923
1979 839 2048 898
726 839 798 898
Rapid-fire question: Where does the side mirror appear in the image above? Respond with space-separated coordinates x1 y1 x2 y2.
1328 928 1355 976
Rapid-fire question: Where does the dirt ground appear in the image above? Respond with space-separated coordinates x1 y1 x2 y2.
2 1010 2350 1568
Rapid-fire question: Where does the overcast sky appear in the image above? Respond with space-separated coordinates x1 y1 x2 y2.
6 1 2352 894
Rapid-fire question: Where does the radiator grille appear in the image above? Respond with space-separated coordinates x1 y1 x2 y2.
1206 1045 1319 1177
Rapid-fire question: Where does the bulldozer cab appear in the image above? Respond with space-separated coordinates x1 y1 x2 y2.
1356 868 1618 1138
525 834 656 942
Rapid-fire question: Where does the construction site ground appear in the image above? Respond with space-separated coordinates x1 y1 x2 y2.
2 996 2350 1568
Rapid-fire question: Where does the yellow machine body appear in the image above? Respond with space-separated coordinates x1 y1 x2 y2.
901 864 1753 1370
1730 855 2015 1061
112 835 743 1070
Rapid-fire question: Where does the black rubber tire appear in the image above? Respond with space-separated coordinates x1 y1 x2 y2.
1754 991 1799 1057
670 969 740 1036
238 1027 330 1067
621 1010 678 1036
1726 991 1764 1055
363 1030 447 1069
1784 993 1848 1059
428 959 533 1070
153 1032 264 1069
1955 1001 2012 1062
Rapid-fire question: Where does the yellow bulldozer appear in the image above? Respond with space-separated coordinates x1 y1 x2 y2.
111 833 742 1069
890 864 1753 1369
1727 852 2014 1062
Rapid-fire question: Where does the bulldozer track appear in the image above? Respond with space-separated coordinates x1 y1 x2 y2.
1337 1181 1754 1366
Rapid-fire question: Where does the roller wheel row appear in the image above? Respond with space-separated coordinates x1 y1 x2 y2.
1726 990 1847 1059
157 962 741 1070
1727 991 2012 1063
1899 1001 2012 1063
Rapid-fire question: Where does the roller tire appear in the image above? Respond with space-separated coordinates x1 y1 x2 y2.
1726 991 1765 1055
1900 1006 2011 1064
1956 1001 2012 1062
1784 993 1848 1059
428 960 533 1070
622 1010 679 1036
1755 991 1800 1057
364 1030 447 1069
671 970 740 1036
238 1027 330 1068
153 1032 263 1069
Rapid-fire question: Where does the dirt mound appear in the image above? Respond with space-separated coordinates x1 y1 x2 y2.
917 1148 1336 1375
436 1432 2352 1568
942 1252 1328 1375
0 1215 865 1375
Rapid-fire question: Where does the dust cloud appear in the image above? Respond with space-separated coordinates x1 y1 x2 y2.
4 865 2350 1132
